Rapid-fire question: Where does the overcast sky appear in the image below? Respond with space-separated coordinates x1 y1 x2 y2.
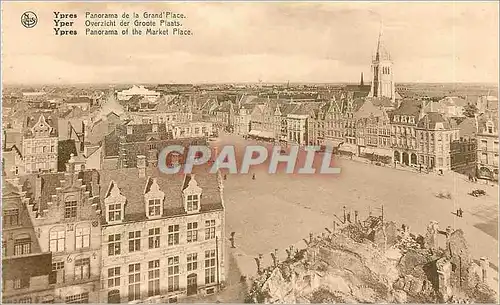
2 2 498 84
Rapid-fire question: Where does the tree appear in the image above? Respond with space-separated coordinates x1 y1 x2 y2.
463 103 478 118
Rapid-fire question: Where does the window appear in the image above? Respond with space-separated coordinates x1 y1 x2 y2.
49 228 65 252
148 260 160 297
14 238 31 256
187 253 198 271
13 277 29 289
108 234 121 256
205 220 216 240
167 256 180 292
75 226 90 249
168 225 179 246
65 292 89 304
74 257 90 281
108 267 121 288
19 297 32 303
187 194 199 212
129 231 141 252
50 261 65 284
2 241 6 256
148 228 160 249
108 204 122 222
128 263 141 301
205 250 216 285
187 222 198 243
65 200 77 219
3 209 19 227
148 199 161 217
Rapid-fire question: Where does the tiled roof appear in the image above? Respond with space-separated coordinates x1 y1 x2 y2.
100 164 223 224
21 170 99 212
115 124 171 143
456 117 478 138
344 84 371 92
391 99 422 117
371 97 394 108
416 112 452 129
66 97 92 104
354 99 386 120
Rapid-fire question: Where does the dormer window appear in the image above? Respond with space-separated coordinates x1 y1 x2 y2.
144 178 165 220
104 181 126 224
108 204 122 222
183 175 202 214
187 195 199 212
148 199 161 217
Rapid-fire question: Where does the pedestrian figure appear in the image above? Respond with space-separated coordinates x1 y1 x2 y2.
458 208 463 217
230 232 236 248
252 173 256 180
224 174 227 180
419 164 422 173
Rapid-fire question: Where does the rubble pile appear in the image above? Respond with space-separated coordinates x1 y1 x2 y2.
245 216 497 304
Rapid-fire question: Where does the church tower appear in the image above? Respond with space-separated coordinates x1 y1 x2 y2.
369 26 395 103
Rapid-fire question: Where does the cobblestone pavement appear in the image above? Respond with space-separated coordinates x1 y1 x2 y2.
211 133 499 293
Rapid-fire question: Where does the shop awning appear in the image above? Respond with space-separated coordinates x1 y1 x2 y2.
259 131 275 139
248 130 261 137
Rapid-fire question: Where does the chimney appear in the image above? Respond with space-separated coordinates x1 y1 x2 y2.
91 170 100 197
66 153 76 173
35 175 42 201
137 155 146 178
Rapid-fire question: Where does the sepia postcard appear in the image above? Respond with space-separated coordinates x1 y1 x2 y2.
1 1 499 304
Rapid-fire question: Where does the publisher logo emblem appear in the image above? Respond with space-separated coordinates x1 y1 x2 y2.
21 11 37 28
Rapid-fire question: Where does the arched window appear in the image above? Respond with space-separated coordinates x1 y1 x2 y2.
49 227 65 252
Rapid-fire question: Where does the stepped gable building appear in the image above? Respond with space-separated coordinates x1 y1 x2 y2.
19 156 102 303
99 160 225 303
354 99 392 160
22 114 59 174
2 179 54 304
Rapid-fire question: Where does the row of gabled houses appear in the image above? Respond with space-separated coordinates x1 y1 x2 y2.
2 87 225 303
200 89 498 180
3 154 226 304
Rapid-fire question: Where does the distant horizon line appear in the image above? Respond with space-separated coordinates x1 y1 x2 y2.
3 81 499 87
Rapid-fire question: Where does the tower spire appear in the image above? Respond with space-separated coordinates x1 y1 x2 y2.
376 21 382 61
